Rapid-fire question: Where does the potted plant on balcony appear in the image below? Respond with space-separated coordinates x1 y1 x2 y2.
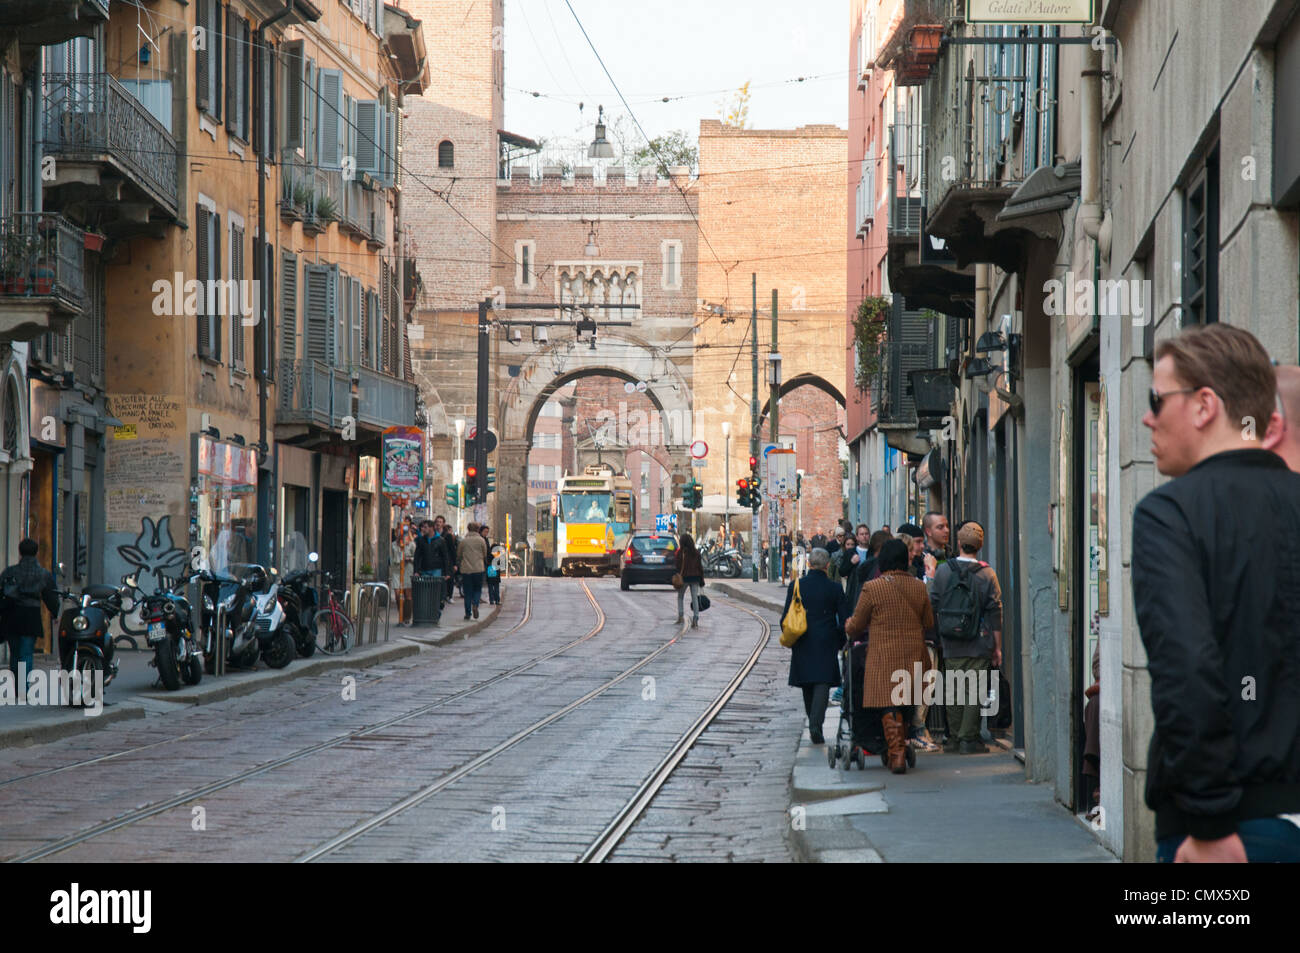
83 229 106 253
315 194 339 224
853 295 891 393
1 231 40 295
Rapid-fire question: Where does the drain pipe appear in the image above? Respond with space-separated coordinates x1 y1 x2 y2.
1080 34 1111 259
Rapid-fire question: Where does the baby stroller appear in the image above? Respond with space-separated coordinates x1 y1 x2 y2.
827 639 916 771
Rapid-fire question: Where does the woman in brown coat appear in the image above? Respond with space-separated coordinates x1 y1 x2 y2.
844 539 934 773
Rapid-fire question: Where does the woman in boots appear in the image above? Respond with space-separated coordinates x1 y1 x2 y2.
844 539 934 773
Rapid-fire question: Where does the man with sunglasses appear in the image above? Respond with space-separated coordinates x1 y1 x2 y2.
1132 324 1300 863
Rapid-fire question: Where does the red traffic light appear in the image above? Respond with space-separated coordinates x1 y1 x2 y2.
737 478 748 489
466 466 478 478
748 455 758 468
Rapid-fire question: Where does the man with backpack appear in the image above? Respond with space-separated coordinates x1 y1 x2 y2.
929 522 1002 754
1 539 61 690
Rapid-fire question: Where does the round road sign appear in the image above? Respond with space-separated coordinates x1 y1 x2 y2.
690 440 708 459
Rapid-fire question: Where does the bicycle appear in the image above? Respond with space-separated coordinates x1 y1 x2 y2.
313 570 354 655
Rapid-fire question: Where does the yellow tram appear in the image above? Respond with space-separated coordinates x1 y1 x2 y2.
534 465 636 576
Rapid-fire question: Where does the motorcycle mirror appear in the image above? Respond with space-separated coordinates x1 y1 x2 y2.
270 567 278 576
308 552 319 563
124 573 138 589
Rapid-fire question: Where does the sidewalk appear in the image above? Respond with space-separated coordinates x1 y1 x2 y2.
0 588 508 751
710 578 1117 863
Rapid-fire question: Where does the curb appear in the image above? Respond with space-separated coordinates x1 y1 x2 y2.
0 704 148 751
708 581 785 613
422 601 504 647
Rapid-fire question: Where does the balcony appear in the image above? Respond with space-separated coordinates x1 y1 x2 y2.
871 297 940 455
0 213 86 343
886 121 974 317
41 73 179 235
356 367 416 431
0 0 107 50
876 0 950 87
921 28 1062 271
276 359 352 444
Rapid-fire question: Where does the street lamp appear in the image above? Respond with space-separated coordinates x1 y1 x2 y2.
588 105 616 159
721 420 731 545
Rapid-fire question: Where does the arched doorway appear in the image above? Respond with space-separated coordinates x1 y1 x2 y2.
756 373 848 540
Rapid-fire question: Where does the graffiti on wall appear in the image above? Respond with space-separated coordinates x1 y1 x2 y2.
116 515 187 593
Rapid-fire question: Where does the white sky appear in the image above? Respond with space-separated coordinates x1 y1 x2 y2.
504 0 849 151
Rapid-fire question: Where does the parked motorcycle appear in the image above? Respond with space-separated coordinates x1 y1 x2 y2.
700 541 743 578
127 571 204 690
278 552 320 658
203 565 294 671
55 583 126 697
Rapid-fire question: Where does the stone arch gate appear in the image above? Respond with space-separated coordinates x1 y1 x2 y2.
493 330 695 546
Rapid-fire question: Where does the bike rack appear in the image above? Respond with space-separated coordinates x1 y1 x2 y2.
351 583 392 646
212 604 227 677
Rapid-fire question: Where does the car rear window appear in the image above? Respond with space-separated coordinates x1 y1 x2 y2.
631 536 677 553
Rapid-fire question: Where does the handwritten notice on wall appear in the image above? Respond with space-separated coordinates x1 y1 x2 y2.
105 395 187 533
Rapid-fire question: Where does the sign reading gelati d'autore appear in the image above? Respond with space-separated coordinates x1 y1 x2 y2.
967 0 1095 24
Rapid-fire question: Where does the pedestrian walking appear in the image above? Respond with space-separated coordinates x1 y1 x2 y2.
0 538 60 689
456 521 488 620
896 523 939 750
1132 324 1300 863
674 533 705 628
481 525 501 606
836 524 871 589
783 548 845 745
844 540 934 773
929 521 1002 754
1263 364 1300 472
920 511 951 583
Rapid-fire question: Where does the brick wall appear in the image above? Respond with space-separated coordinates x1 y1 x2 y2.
774 383 846 535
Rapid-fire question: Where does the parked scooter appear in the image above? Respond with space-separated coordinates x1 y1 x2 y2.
55 582 127 696
127 571 204 690
250 568 296 670
203 565 294 671
700 540 743 578
278 552 320 658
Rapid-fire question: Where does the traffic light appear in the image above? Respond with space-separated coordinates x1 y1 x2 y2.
737 478 750 508
748 455 758 469
485 467 496 495
444 483 459 508
693 481 704 509
464 465 477 504
749 475 762 513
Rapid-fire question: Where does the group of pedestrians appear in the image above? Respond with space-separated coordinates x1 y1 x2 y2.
784 510 1003 774
389 516 505 625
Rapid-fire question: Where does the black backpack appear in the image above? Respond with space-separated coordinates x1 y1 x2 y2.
936 561 984 641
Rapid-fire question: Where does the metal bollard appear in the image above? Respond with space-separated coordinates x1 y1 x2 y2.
212 604 227 676
366 583 392 643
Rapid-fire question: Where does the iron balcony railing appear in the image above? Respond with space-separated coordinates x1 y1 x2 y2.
922 29 1060 216
280 153 318 222
888 121 925 237
42 72 179 218
356 366 416 429
0 213 86 313
277 359 351 430
873 297 939 427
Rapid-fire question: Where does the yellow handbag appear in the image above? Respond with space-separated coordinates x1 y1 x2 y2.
780 578 808 648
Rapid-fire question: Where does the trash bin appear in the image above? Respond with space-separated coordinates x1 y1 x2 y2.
412 575 443 625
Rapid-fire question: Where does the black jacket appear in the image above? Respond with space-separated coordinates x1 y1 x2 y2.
1131 449 1300 841
413 534 452 574
784 570 845 686
1 557 60 640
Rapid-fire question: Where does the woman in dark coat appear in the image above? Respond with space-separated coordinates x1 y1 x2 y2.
784 548 845 745
674 533 705 628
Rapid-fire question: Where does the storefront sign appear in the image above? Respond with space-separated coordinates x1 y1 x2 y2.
197 435 258 487
28 380 65 448
358 456 378 495
966 0 1094 23
381 426 424 496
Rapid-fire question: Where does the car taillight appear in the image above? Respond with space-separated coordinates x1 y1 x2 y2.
625 548 641 562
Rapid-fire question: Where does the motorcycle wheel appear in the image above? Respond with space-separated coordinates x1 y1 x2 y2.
291 622 317 658
262 630 295 669
155 638 182 691
182 648 203 686
73 652 105 707
727 558 742 578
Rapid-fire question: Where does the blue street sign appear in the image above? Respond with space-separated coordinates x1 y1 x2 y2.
413 499 428 509
655 513 677 532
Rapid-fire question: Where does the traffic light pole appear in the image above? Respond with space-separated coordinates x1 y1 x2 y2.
768 289 780 585
475 299 490 506
751 275 759 582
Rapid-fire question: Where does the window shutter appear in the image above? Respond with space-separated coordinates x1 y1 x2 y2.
317 69 342 168
349 277 362 366
255 239 273 378
304 263 337 365
393 105 403 189
379 260 391 371
372 0 382 36
280 250 298 367
225 7 236 127
196 0 210 113
213 213 223 362
354 100 380 174
196 205 210 356
282 41 303 150
304 59 317 162
230 223 244 366
368 290 381 369
241 19 251 141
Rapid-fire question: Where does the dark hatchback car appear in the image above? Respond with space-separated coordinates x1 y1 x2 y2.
620 533 679 590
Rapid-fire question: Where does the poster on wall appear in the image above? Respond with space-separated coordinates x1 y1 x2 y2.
104 395 188 593
381 426 424 496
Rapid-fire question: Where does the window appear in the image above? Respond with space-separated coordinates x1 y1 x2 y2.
229 218 245 369
196 201 221 362
317 69 344 169
528 464 539 481
661 240 682 291
516 240 536 289
438 140 454 168
225 10 250 140
1181 144 1219 326
195 0 222 121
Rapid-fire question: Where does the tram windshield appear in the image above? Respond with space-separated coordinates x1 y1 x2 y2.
561 493 612 524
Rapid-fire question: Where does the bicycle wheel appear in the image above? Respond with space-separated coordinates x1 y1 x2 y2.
314 608 354 655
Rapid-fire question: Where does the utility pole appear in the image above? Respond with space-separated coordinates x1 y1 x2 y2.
750 274 759 581
475 299 490 508
768 288 780 585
